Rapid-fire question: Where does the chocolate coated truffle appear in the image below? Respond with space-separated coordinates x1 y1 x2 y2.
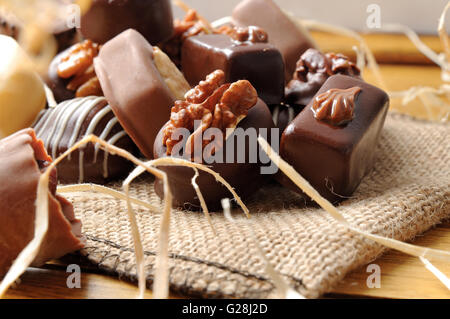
33 96 138 184
154 98 276 210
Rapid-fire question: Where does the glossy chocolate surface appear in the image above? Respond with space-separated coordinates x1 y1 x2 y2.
33 97 138 184
182 34 285 105
232 0 316 82
80 0 174 45
285 49 361 108
153 99 276 210
279 75 389 203
95 29 175 159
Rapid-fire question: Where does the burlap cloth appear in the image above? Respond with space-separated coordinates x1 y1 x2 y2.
66 113 450 298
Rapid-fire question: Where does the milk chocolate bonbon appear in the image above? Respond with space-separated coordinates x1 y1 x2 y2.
0 129 83 277
279 75 389 203
0 35 46 139
232 0 316 82
80 0 174 45
182 28 285 105
33 96 138 184
95 29 180 159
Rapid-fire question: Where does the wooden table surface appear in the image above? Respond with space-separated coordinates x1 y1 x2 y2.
4 32 450 299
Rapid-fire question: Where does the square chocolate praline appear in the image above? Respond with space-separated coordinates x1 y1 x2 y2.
279 74 390 203
181 34 285 105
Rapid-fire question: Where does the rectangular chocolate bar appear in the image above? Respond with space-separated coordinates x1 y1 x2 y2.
182 33 285 105
279 74 389 203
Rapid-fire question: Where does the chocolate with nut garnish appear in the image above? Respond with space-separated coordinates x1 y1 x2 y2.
279 74 389 204
95 29 184 159
159 9 214 68
182 26 285 105
33 96 139 184
153 70 276 210
232 0 317 82
0 129 84 278
47 40 103 103
80 0 174 45
285 49 361 108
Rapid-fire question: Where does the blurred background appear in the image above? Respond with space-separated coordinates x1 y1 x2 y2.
173 0 449 34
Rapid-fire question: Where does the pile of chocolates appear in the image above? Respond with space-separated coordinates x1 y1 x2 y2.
0 0 390 269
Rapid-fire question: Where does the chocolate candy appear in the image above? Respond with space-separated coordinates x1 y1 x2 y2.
0 129 83 277
154 99 275 210
285 49 361 107
33 96 138 184
95 29 183 159
0 35 46 139
153 71 276 210
232 0 316 82
47 40 103 104
279 75 389 203
182 29 285 105
80 0 174 45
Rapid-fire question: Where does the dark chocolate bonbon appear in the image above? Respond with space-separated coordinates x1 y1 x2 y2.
33 96 138 184
279 75 389 203
182 32 285 105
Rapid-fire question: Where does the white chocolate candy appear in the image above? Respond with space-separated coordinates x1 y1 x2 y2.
0 35 46 139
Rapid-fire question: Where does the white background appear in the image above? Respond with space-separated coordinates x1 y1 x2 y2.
173 0 449 34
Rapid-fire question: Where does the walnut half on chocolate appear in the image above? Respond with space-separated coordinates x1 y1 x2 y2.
285 49 361 107
163 70 258 160
153 71 277 210
47 40 103 103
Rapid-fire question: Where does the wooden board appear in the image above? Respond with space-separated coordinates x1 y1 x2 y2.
3 33 450 299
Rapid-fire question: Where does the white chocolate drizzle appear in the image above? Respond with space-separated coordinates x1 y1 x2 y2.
33 96 128 183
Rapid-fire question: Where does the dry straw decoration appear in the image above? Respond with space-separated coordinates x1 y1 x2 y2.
1 0 450 299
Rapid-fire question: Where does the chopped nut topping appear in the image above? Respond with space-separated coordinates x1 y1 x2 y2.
228 26 268 44
312 87 362 126
163 70 258 158
57 40 103 97
159 9 214 67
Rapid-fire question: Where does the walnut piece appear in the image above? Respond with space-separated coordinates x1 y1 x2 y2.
163 70 258 159
312 87 362 126
158 9 214 68
285 49 361 107
57 40 103 98
228 26 268 44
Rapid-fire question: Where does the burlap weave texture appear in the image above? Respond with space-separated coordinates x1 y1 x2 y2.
66 113 450 298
